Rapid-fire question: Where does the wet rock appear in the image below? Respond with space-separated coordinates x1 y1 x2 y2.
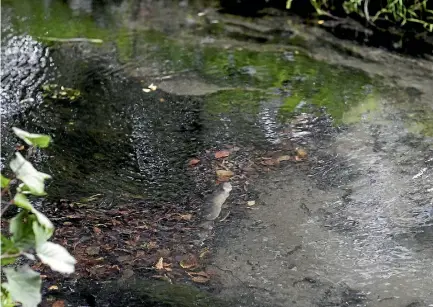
202 182 232 221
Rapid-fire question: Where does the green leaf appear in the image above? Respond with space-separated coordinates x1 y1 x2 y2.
9 211 36 250
1 234 19 265
1 285 15 307
32 222 53 247
3 265 42 307
10 153 51 196
1 174 11 188
12 127 51 148
1 257 17 266
14 194 54 231
36 241 76 274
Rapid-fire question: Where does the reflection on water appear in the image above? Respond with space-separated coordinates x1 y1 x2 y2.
299 102 433 302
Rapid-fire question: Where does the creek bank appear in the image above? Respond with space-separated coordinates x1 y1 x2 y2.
218 0 433 56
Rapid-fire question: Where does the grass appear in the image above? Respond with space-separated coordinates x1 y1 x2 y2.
288 0 433 32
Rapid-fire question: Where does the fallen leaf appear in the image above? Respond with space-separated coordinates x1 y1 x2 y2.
247 200 256 206
216 169 234 180
52 300 65 307
191 276 209 283
199 248 210 258
318 20 324 24
85 246 100 256
261 158 278 166
277 155 292 162
48 285 59 291
148 83 157 91
296 148 307 158
187 271 210 278
155 257 164 270
215 150 230 159
93 226 102 234
180 255 198 269
188 158 200 166
179 213 192 221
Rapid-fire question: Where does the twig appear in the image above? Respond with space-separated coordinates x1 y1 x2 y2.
219 210 231 222
38 37 103 44
1 201 13 216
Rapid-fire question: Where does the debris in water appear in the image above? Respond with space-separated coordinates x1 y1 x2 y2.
216 169 234 181
187 271 210 283
215 150 230 159
277 155 292 162
296 148 307 159
188 158 200 166
247 200 256 206
413 167 427 179
52 300 65 307
180 255 198 269
155 257 164 270
148 83 157 91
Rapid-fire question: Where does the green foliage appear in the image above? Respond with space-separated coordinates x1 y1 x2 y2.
287 0 433 31
1 128 76 307
42 84 81 101
3 266 42 307
12 128 51 148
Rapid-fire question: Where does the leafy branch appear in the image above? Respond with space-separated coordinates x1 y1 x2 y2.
1 128 76 307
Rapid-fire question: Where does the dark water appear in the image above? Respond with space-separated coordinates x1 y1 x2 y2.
1 0 373 203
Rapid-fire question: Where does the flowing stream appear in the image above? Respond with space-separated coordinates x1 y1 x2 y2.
1 1 433 306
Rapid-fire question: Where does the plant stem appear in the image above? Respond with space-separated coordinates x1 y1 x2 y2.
0 253 22 259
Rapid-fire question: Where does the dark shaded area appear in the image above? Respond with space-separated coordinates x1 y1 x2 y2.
219 0 433 56
43 279 228 307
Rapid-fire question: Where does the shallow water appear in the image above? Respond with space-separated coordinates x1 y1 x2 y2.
1 0 433 306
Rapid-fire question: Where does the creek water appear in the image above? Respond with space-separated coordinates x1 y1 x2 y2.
1 1 433 306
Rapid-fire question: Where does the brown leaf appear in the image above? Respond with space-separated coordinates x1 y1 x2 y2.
179 213 192 221
180 255 198 269
296 147 307 159
93 226 102 234
261 158 278 166
191 276 210 283
85 246 100 256
188 158 200 166
216 169 234 180
277 155 292 162
215 150 230 159
199 248 210 259
155 257 164 270
52 300 65 307
187 271 210 278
